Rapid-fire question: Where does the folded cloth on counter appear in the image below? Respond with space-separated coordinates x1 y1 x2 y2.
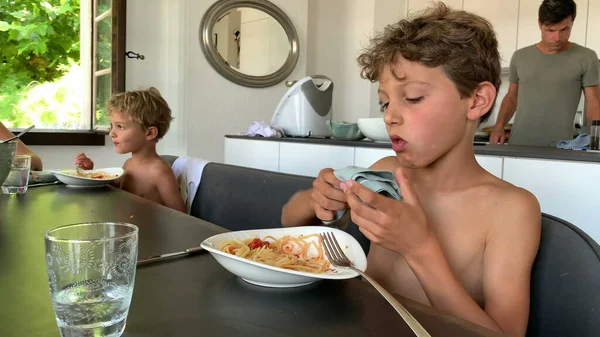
323 166 402 226
241 121 285 138
172 156 210 214
557 133 590 150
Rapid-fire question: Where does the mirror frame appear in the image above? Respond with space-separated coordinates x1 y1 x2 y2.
199 0 300 88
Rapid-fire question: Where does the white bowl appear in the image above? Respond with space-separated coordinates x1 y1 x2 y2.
357 118 390 142
201 226 367 288
53 167 124 187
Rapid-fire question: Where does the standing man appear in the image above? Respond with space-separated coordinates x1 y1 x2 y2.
490 0 600 146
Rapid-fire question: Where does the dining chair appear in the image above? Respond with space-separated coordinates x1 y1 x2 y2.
527 213 600 337
181 161 372 254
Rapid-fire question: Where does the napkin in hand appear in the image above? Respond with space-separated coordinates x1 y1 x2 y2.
324 166 402 225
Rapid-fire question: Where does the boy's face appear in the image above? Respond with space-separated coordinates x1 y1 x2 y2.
378 56 472 168
108 111 151 154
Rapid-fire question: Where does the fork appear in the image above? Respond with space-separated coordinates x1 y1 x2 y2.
320 232 432 337
75 165 85 177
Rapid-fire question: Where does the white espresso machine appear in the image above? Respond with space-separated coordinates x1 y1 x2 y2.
271 75 333 137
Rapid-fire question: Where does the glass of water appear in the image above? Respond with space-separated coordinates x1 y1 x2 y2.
1 154 31 195
45 222 139 337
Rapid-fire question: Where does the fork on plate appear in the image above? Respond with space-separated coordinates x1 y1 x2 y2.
320 232 432 337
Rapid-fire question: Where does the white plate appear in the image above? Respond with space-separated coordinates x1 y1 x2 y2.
201 226 367 288
53 167 124 187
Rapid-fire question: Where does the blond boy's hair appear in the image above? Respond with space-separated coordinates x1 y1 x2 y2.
106 87 173 140
357 3 501 123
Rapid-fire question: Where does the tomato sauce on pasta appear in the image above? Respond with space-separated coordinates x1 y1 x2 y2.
220 234 331 273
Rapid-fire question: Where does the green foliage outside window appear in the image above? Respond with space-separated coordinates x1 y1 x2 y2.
0 0 82 128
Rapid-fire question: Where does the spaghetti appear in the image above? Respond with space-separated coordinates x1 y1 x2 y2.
68 171 118 179
220 234 331 273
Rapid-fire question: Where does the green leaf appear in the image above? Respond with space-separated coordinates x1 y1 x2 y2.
0 21 9 31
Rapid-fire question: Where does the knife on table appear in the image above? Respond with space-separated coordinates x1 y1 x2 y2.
137 247 206 266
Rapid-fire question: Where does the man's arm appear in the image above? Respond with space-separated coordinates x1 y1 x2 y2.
495 82 519 127
155 165 186 213
584 85 600 122
405 188 540 337
490 82 519 144
0 122 43 170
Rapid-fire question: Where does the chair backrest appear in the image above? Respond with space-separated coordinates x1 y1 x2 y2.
191 162 371 254
161 155 178 167
527 213 600 337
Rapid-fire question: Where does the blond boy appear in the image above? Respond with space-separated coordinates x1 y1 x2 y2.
282 5 541 337
75 87 185 213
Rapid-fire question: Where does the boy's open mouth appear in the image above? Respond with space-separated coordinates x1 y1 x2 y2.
390 135 407 152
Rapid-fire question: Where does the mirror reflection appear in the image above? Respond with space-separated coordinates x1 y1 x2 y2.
212 7 289 77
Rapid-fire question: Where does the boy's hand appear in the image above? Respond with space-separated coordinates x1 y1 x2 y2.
311 168 348 221
341 167 433 257
74 152 94 170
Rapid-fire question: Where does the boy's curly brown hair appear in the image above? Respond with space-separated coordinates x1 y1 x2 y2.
357 3 501 123
106 87 173 140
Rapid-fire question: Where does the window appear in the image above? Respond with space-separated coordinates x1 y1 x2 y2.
0 0 125 145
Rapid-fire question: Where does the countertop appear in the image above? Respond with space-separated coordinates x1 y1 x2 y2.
225 135 600 163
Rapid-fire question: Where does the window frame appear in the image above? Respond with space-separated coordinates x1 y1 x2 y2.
15 0 127 146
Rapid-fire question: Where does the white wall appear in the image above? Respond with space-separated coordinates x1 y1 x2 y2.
30 140 125 170
306 0 380 123
184 0 308 162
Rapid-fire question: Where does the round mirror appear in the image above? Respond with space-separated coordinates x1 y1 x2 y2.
200 0 299 88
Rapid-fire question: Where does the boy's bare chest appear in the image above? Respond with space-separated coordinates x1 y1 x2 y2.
366 203 489 307
120 170 161 202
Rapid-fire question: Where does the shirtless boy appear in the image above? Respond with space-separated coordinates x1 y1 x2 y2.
281 4 541 337
75 87 185 213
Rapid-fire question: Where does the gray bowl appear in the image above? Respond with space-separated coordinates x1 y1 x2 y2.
0 141 17 186
326 120 365 141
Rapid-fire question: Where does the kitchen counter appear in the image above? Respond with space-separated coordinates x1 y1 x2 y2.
225 135 600 163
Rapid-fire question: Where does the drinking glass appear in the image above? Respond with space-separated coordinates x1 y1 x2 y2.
45 222 139 337
1 154 30 194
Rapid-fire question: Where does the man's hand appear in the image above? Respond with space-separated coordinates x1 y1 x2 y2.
341 167 433 257
311 168 348 222
489 124 506 144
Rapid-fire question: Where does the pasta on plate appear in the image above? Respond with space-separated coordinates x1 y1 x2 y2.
220 234 331 274
67 171 118 180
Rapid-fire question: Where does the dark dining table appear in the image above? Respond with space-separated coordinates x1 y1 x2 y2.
0 184 504 337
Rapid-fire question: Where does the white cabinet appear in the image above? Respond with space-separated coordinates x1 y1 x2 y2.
464 0 519 68
406 0 463 15
517 0 588 49
475 155 504 178
279 143 355 177
503 157 600 243
354 147 396 168
588 0 600 55
224 138 279 172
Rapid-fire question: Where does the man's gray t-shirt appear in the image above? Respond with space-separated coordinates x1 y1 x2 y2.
508 43 599 147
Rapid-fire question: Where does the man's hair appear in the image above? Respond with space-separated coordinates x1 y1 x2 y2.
106 87 173 140
539 0 577 25
356 3 501 124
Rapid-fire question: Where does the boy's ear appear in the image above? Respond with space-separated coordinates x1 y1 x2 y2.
466 81 496 121
146 126 159 141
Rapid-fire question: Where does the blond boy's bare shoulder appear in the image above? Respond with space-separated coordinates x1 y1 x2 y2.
146 157 175 178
